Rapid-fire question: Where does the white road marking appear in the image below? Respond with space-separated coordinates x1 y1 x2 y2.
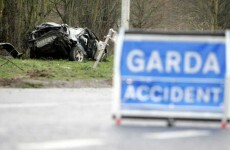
144 130 211 140
18 139 104 150
0 103 60 108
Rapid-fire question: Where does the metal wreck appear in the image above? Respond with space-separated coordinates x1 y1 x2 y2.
27 22 108 62
0 43 22 58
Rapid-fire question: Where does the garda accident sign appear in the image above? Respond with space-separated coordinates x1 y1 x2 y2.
113 30 230 121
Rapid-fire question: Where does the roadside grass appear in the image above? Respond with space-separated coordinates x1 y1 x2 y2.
0 56 114 81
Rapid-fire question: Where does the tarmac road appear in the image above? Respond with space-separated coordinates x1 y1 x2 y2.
0 88 229 150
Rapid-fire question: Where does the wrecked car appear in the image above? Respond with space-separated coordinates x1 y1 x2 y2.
0 43 22 58
27 22 107 61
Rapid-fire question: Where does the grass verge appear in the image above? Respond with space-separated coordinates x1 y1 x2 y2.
0 56 113 81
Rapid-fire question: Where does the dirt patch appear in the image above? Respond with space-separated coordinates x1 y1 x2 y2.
36 78 112 88
0 78 112 88
0 78 25 88
27 69 55 79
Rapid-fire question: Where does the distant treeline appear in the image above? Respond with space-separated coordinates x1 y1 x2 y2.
0 0 230 54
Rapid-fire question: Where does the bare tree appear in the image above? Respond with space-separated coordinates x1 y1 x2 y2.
0 0 120 55
77 0 120 38
130 0 165 29
51 0 77 25
0 0 53 54
0 0 4 41
52 0 120 39
216 0 230 29
182 0 230 31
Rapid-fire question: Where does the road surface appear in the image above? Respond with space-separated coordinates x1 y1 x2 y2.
0 88 229 150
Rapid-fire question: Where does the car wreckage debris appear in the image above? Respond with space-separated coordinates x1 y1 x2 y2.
0 43 23 58
27 22 109 62
93 28 116 68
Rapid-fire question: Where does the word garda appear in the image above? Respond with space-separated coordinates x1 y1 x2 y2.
127 49 220 74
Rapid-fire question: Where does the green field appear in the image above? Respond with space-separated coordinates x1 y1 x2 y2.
0 56 114 81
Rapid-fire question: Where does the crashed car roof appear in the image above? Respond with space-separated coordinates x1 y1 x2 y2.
35 22 62 29
34 22 85 40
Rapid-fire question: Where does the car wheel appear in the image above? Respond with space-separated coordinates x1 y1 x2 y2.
69 47 84 62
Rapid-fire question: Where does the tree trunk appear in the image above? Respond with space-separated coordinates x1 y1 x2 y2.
211 0 219 31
